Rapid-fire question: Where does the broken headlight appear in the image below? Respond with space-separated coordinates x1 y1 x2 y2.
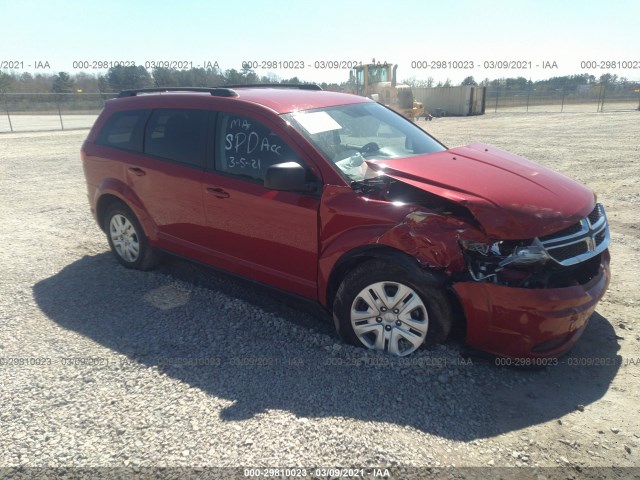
459 239 550 282
498 241 551 267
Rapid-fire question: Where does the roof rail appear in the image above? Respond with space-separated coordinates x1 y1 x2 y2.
117 87 238 98
220 83 323 91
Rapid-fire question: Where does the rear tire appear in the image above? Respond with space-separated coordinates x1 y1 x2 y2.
104 202 159 271
333 259 452 356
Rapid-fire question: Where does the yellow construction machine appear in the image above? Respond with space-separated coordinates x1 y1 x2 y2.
350 63 425 120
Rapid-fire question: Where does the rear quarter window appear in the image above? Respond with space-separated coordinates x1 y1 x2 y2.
96 109 150 152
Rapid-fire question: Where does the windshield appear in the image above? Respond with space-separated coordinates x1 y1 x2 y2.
284 102 445 182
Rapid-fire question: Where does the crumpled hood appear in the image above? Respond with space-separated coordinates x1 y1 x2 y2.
366 143 595 239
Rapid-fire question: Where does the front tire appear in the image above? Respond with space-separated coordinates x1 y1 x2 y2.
104 202 159 270
333 259 452 356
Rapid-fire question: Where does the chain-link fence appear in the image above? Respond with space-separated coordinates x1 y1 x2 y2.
1 86 639 133
0 93 118 133
485 83 640 113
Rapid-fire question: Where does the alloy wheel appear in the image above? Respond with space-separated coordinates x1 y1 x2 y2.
109 214 140 263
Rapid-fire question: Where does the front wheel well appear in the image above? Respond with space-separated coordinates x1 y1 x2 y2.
326 246 468 340
326 246 446 306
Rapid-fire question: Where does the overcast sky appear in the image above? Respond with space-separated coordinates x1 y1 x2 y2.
1 0 638 84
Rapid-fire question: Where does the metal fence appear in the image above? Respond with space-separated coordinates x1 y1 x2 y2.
485 84 640 113
1 87 639 133
0 93 118 133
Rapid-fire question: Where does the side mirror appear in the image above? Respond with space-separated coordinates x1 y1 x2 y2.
264 162 313 192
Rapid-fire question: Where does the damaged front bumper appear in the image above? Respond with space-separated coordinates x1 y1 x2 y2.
453 250 610 359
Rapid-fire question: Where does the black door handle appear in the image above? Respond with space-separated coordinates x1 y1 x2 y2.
206 187 230 199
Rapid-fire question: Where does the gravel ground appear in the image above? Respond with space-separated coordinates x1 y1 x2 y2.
0 114 98 133
0 112 639 478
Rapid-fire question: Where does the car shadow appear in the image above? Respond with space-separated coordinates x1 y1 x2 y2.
32 253 621 441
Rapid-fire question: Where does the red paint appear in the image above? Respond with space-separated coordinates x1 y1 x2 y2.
200 170 319 298
367 143 595 239
377 211 488 272
454 251 610 358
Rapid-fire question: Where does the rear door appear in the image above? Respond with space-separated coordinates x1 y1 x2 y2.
200 111 320 299
126 108 210 250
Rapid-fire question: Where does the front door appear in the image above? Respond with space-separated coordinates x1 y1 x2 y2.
201 112 320 299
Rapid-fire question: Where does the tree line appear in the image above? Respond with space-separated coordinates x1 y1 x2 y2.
404 74 639 94
0 65 637 95
0 66 341 94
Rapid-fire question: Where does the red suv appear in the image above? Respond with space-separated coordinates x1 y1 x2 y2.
81 85 611 359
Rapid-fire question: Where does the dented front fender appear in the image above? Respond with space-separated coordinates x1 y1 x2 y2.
318 184 487 305
377 210 488 273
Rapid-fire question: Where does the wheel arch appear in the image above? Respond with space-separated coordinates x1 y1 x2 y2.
96 194 126 232
326 245 468 341
326 245 449 309
93 178 157 242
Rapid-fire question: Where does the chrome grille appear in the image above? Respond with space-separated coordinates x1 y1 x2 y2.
587 203 604 226
550 242 590 262
538 203 610 266
539 221 583 241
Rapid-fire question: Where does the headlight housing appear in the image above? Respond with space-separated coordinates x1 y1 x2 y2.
498 241 551 267
459 238 550 281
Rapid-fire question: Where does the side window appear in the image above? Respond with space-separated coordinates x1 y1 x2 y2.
217 113 302 181
144 109 208 167
96 109 149 152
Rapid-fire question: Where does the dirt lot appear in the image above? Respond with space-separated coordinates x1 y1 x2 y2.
0 111 638 477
